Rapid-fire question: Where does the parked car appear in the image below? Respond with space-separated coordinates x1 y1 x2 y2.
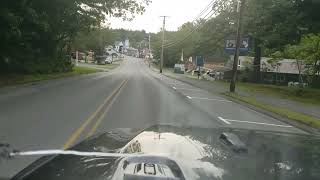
105 56 113 64
95 55 107 65
71 52 85 61
174 64 185 74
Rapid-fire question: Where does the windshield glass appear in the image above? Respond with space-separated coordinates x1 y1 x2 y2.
0 0 320 180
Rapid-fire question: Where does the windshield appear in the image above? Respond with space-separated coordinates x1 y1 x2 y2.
0 0 320 180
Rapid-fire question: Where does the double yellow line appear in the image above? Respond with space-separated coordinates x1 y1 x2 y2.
63 79 128 149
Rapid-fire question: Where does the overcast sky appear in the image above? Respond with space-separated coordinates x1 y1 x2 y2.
108 0 212 33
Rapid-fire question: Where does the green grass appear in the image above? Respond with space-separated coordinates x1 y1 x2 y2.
155 63 320 105
245 83 320 105
224 92 320 129
73 66 102 74
0 66 102 87
183 73 320 106
224 82 320 106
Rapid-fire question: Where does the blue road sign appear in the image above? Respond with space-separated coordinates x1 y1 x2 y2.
196 56 204 67
225 38 249 55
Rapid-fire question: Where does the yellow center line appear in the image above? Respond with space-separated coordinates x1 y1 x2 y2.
86 79 128 138
62 79 127 149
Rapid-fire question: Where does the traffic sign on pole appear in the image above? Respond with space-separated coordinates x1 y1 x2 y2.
196 56 204 67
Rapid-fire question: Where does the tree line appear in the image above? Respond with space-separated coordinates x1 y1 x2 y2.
72 28 151 55
151 0 320 86
0 0 149 74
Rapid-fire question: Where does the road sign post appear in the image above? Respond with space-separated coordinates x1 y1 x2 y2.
196 56 204 79
75 51 79 66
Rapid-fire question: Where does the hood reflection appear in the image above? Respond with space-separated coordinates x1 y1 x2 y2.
120 131 226 179
121 131 220 160
13 125 320 180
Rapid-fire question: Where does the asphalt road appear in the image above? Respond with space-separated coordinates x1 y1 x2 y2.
0 56 307 178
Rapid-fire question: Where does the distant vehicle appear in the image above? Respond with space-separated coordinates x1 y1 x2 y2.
78 53 85 61
71 52 85 61
105 56 113 64
95 55 107 65
174 64 185 74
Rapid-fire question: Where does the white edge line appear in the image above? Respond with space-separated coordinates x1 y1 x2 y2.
174 88 202 91
225 119 293 128
186 96 192 99
168 83 185 86
188 97 232 103
218 117 231 125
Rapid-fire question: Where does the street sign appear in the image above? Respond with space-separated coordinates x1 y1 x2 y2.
225 37 249 55
196 56 204 67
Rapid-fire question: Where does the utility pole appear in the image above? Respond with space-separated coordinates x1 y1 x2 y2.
160 16 168 73
230 0 246 92
148 33 151 67
148 33 151 54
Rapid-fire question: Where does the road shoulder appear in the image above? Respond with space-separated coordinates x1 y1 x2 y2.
160 70 320 135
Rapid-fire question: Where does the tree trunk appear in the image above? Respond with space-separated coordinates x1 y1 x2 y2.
296 59 304 86
253 38 261 83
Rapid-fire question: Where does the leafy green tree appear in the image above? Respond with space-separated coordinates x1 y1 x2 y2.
243 0 320 83
0 0 150 74
151 0 235 67
284 34 320 86
149 0 320 73
72 28 114 53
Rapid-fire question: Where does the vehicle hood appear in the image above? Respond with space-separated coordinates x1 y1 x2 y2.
12 125 320 180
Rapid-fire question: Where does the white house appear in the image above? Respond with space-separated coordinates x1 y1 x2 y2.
114 41 124 52
227 56 306 74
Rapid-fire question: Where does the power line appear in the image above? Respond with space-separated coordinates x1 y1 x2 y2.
163 3 219 48
162 0 228 48
193 0 216 23
164 0 216 45
163 9 215 48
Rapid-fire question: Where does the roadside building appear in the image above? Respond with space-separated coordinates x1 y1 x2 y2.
225 56 311 84
185 56 228 72
114 41 124 52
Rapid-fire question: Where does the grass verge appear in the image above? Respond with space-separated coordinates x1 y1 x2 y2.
224 92 320 129
181 74 320 106
0 66 102 87
73 66 103 74
233 82 320 106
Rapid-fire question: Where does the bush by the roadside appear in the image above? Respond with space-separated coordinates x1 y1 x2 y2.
0 55 74 75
